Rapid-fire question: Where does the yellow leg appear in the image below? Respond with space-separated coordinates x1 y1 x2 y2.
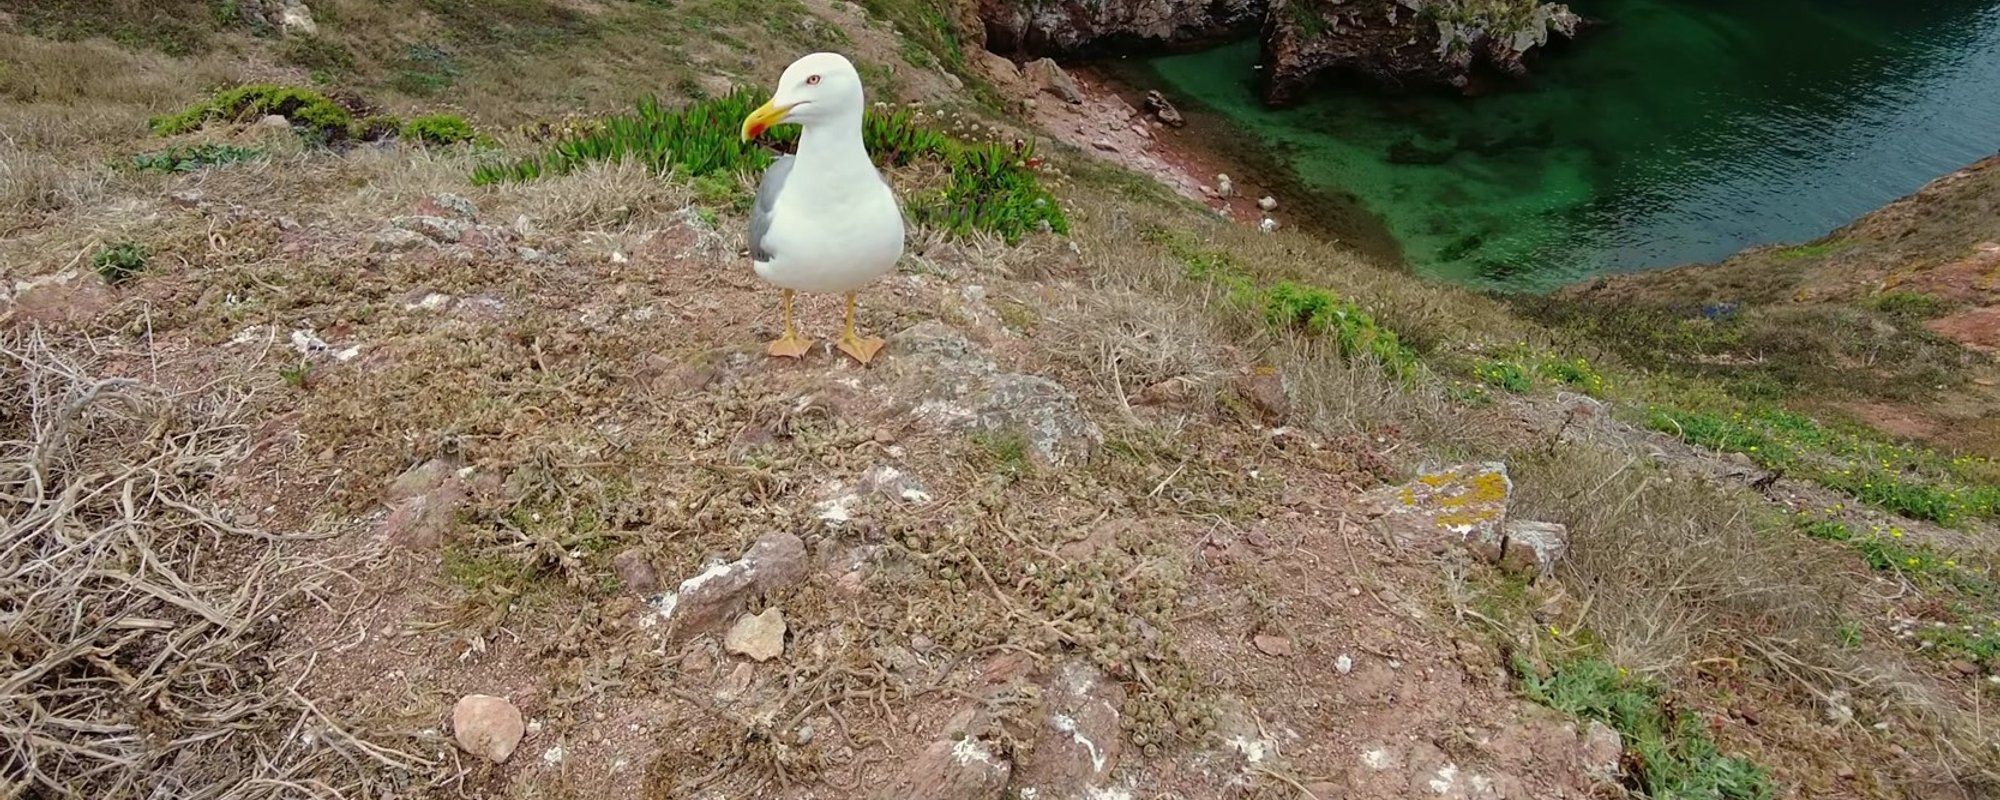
766 289 813 358
834 292 885 365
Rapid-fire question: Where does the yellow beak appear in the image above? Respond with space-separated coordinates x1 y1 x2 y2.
741 100 792 141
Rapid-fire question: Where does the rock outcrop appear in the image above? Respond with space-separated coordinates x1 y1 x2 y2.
1261 0 1580 104
980 0 1264 54
977 0 1580 105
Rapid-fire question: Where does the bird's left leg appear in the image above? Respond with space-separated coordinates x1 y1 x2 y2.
767 289 814 358
834 292 885 364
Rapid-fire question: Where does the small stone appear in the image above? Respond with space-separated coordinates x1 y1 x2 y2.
724 608 786 661
1259 217 1279 234
452 694 525 764
1216 174 1234 197
716 662 754 699
371 228 432 253
1253 634 1294 657
1836 764 1856 779
255 114 292 130
613 548 659 595
1579 721 1622 782
1091 139 1118 153
1950 659 1980 676
416 193 479 220
278 0 317 35
1235 366 1289 421
1335 654 1354 675
1258 196 1279 211
394 215 468 243
1499 520 1570 577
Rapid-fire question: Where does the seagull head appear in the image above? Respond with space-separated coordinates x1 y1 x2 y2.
742 52 865 141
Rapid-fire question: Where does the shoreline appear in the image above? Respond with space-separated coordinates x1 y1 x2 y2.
1002 55 1408 269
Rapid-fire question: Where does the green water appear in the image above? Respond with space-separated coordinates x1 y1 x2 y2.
1142 0 2000 290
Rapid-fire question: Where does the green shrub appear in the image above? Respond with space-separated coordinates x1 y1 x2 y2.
129 143 264 173
1870 291 1948 319
473 89 1065 242
1519 657 1774 800
401 113 479 145
92 243 148 285
1476 359 1533 393
149 84 355 140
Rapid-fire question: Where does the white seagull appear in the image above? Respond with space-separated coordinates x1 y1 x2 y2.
740 52 905 364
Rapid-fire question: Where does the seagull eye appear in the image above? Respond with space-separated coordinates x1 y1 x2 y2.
806 75 821 86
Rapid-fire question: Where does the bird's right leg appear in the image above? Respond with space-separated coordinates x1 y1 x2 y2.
767 289 814 358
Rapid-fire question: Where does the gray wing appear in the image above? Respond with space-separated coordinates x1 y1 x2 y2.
748 155 795 263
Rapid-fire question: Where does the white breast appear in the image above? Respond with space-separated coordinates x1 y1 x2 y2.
754 179 904 294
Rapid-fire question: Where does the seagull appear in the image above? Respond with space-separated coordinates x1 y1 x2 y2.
740 52 905 364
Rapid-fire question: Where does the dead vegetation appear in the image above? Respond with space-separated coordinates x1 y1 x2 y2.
0 331 448 797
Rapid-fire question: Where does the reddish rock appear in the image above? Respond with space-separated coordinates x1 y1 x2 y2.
613 548 660 595
877 737 1011 800
6 272 114 327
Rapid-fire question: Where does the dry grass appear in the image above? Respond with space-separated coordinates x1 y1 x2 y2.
0 330 443 798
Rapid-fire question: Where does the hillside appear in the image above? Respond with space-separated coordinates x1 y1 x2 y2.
3 3 1999 800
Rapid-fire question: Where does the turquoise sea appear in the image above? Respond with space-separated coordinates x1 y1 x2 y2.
1140 0 2000 290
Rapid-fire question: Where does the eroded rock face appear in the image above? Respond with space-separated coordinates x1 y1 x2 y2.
980 0 1263 54
1260 0 1580 105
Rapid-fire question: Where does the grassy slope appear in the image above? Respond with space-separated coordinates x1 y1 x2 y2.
3 1 1998 798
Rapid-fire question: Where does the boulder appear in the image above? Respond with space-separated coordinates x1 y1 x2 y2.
1366 463 1513 558
1022 58 1084 104
452 694 525 764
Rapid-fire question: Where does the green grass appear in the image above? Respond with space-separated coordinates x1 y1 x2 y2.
1799 516 1993 597
1476 359 1534 393
1148 229 1420 376
1647 405 2000 525
471 89 1066 242
91 243 148 285
1771 238 1850 262
149 84 359 141
401 113 479 146
1519 657 1775 800
129 143 264 173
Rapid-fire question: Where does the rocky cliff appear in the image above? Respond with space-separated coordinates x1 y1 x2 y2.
1261 0 1579 103
978 0 1265 54
978 0 1578 104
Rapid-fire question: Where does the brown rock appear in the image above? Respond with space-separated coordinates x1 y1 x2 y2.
379 458 465 550
876 737 1011 800
1365 462 1512 556
414 192 478 220
724 608 787 662
613 548 660 595
6 272 114 326
1143 90 1185 127
661 532 807 634
452 694 525 764
1949 659 1981 676
1254 634 1294 657
1011 661 1124 799
1235 366 1289 421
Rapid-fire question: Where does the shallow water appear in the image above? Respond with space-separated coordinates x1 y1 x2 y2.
1142 0 2000 290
